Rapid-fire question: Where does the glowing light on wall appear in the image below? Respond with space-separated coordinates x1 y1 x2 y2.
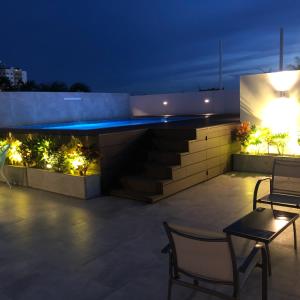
262 97 299 133
268 71 299 91
162 101 168 106
262 97 300 154
204 98 210 103
241 69 300 155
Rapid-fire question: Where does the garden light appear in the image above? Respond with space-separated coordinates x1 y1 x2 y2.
71 157 84 169
0 135 99 176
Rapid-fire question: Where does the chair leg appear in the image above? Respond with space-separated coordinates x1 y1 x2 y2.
293 222 297 250
261 249 268 300
265 243 271 276
0 170 11 189
167 279 172 300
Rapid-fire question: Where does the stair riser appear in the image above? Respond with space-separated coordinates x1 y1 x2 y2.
153 141 189 152
162 165 228 197
145 165 172 179
121 178 162 194
172 154 232 181
148 152 181 165
113 123 239 202
151 129 197 140
163 171 207 196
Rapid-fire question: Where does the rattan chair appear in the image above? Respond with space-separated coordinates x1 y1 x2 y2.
0 144 11 188
162 222 268 300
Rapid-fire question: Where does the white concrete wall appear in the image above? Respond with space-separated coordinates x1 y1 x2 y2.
240 70 300 124
0 89 240 128
130 90 239 116
240 70 300 154
0 92 130 127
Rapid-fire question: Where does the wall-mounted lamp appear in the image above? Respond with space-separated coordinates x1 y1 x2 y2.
64 97 82 101
204 98 210 103
279 91 289 98
162 101 168 106
268 71 298 92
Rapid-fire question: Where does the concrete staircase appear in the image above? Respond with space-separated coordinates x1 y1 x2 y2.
111 123 239 203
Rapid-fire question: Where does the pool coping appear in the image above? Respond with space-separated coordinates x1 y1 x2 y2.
0 114 240 136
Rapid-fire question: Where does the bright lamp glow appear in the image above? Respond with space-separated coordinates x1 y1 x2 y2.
162 101 168 106
71 157 84 169
268 71 299 91
262 97 299 133
204 98 210 103
9 139 22 164
262 97 300 154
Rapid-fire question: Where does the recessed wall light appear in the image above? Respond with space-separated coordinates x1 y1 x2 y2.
204 99 210 103
64 97 82 101
163 101 168 106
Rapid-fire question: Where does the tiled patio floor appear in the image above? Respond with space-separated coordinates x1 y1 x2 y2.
0 173 299 299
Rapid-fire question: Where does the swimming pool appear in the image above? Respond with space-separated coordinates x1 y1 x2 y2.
17 116 202 131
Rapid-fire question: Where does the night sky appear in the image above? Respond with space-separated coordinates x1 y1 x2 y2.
1 0 300 93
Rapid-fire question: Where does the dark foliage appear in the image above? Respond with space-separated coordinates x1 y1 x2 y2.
69 82 90 92
0 76 12 91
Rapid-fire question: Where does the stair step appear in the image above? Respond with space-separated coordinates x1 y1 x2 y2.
146 155 230 181
162 171 207 196
152 138 189 152
151 128 197 140
110 189 162 203
171 160 207 180
121 176 163 194
148 151 181 165
110 123 239 203
151 134 233 155
115 166 226 203
144 163 174 179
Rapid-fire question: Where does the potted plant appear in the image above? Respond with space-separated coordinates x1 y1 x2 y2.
232 121 298 174
27 137 101 199
0 134 28 186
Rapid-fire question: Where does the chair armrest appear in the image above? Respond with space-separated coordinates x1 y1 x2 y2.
161 244 170 254
238 242 268 298
253 177 272 210
238 243 266 273
238 247 259 273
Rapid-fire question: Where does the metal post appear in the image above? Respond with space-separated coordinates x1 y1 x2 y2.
279 28 284 71
218 40 223 90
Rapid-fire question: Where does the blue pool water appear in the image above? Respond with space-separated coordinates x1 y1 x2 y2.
18 116 201 131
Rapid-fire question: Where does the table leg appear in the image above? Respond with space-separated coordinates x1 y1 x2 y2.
293 221 297 250
265 243 271 276
261 247 268 300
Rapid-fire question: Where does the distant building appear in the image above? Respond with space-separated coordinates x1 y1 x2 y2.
0 61 27 86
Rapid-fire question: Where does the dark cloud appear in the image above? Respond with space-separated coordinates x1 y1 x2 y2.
1 0 300 93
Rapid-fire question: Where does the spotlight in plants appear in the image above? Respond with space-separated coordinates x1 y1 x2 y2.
235 121 298 155
0 135 100 176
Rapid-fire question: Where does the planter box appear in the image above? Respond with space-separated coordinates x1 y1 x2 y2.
0 165 28 186
27 168 101 199
232 153 300 174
